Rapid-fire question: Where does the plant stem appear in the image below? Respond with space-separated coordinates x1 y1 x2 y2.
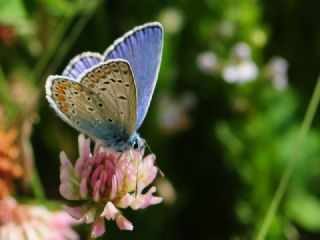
0 65 17 122
30 166 46 201
29 17 73 85
32 0 102 86
255 76 320 240
45 0 102 77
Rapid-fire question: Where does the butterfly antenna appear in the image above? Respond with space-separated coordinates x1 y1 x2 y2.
145 140 153 154
145 141 165 177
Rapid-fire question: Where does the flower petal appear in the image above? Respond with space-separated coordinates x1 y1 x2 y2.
79 177 88 199
63 206 86 220
91 217 105 238
131 187 163 210
116 193 133 208
115 214 133 231
101 202 118 220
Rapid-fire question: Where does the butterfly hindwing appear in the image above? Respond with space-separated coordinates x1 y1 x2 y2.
104 22 163 130
62 52 103 80
46 59 138 148
79 60 137 135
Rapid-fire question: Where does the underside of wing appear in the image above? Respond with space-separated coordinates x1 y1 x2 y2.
45 76 130 147
78 60 138 135
104 22 163 130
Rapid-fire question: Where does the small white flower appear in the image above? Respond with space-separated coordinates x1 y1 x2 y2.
196 51 218 74
265 56 289 91
223 60 258 84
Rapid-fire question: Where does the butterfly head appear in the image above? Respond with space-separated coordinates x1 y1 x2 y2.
130 133 145 151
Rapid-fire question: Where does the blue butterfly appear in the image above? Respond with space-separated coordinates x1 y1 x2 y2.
45 22 163 152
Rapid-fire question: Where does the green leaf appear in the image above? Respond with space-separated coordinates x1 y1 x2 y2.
287 191 320 231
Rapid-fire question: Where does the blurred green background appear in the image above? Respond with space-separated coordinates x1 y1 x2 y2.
1 0 320 239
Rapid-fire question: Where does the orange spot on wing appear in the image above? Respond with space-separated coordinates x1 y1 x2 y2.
62 82 70 87
57 88 65 94
73 85 82 91
61 106 68 113
56 95 65 101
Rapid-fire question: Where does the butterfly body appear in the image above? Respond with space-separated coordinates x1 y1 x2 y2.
45 22 163 152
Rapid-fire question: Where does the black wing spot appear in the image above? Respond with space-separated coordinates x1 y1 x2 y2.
72 109 76 115
87 97 92 101
95 69 105 78
74 91 79 95
117 80 123 83
104 81 110 85
125 83 130 87
76 120 80 125
100 88 107 91
107 118 113 123
87 107 94 112
119 110 124 115
110 78 116 83
118 95 127 100
71 103 75 107
98 102 104 108
111 64 119 72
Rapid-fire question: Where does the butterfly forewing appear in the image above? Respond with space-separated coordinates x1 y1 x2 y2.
104 22 163 130
79 60 137 135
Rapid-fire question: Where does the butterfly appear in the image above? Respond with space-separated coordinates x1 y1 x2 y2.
45 22 163 152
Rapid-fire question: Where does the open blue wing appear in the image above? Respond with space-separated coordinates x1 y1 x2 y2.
104 22 163 130
62 52 103 80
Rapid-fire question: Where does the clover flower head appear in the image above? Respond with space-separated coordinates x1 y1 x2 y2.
60 134 162 238
0 128 22 198
0 197 78 240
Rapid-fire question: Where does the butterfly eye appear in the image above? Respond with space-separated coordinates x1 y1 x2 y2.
133 140 139 150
